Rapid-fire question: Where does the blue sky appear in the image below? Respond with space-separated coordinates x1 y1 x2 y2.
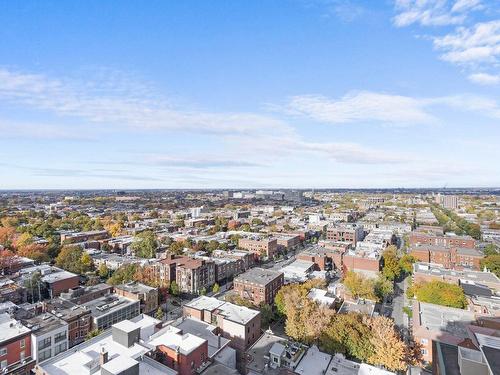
1 0 499 189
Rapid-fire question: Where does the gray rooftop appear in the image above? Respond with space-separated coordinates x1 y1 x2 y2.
418 302 474 337
234 267 283 286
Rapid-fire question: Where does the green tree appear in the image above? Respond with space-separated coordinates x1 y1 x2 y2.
259 303 275 328
212 283 220 294
382 246 401 281
55 246 93 274
343 271 377 300
320 313 374 362
130 230 158 258
484 244 499 256
155 307 164 321
415 281 467 309
107 264 138 285
481 254 500 277
98 263 109 278
399 254 416 275
86 329 103 340
374 276 394 301
169 280 180 296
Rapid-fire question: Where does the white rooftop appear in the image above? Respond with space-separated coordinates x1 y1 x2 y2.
185 296 225 311
295 345 332 375
148 325 206 355
0 313 30 342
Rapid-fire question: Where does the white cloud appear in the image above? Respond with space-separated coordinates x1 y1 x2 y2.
433 20 500 64
392 0 478 27
282 92 436 125
468 72 500 85
281 91 500 126
0 68 291 137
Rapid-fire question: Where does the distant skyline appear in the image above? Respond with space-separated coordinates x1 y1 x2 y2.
1 0 500 189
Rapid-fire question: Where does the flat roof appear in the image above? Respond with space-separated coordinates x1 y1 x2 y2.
294 345 331 375
217 301 260 325
418 302 474 337
148 325 206 356
83 295 138 318
234 267 283 285
185 296 225 312
0 313 30 342
175 318 230 357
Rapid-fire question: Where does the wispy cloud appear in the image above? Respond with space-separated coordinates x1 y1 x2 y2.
146 155 264 169
433 20 500 65
468 72 500 85
0 68 291 137
393 0 481 27
278 91 500 126
278 92 436 126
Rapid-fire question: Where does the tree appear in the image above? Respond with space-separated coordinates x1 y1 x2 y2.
86 329 103 340
320 313 374 362
0 226 16 249
55 246 92 274
259 303 275 328
415 281 468 309
155 307 164 321
106 223 122 237
212 283 220 294
80 252 94 273
399 254 416 274
368 316 408 371
169 280 180 296
107 264 138 285
343 271 377 300
98 263 109 278
15 232 34 248
17 243 51 263
130 230 158 259
374 275 393 301
382 246 401 281
481 254 500 277
484 244 499 256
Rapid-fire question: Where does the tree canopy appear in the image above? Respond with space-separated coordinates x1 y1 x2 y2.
415 281 468 309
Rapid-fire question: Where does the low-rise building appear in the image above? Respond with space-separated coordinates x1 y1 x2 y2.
233 268 284 305
0 313 35 374
238 237 278 259
183 296 261 373
114 282 159 314
24 314 68 363
82 294 140 331
326 224 364 246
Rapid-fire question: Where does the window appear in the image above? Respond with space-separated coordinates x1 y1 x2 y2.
0 360 6 370
20 339 25 349
38 348 52 362
420 338 428 345
39 337 51 350
421 349 428 356
54 331 66 343
0 348 6 356
20 351 25 362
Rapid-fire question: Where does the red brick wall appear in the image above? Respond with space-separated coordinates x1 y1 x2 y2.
50 276 80 296
343 255 380 273
0 332 32 370
157 341 208 375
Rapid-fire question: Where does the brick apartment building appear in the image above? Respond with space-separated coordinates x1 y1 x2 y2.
183 296 261 373
60 230 110 245
238 238 278 259
44 299 92 348
326 225 364 246
0 313 35 375
114 282 159 314
233 268 284 305
146 255 215 293
410 246 483 270
176 258 215 294
276 235 301 253
148 325 209 375
409 232 475 249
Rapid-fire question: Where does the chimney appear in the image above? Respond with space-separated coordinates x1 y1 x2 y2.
99 347 108 365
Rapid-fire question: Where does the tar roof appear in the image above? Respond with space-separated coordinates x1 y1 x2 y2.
234 267 283 285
